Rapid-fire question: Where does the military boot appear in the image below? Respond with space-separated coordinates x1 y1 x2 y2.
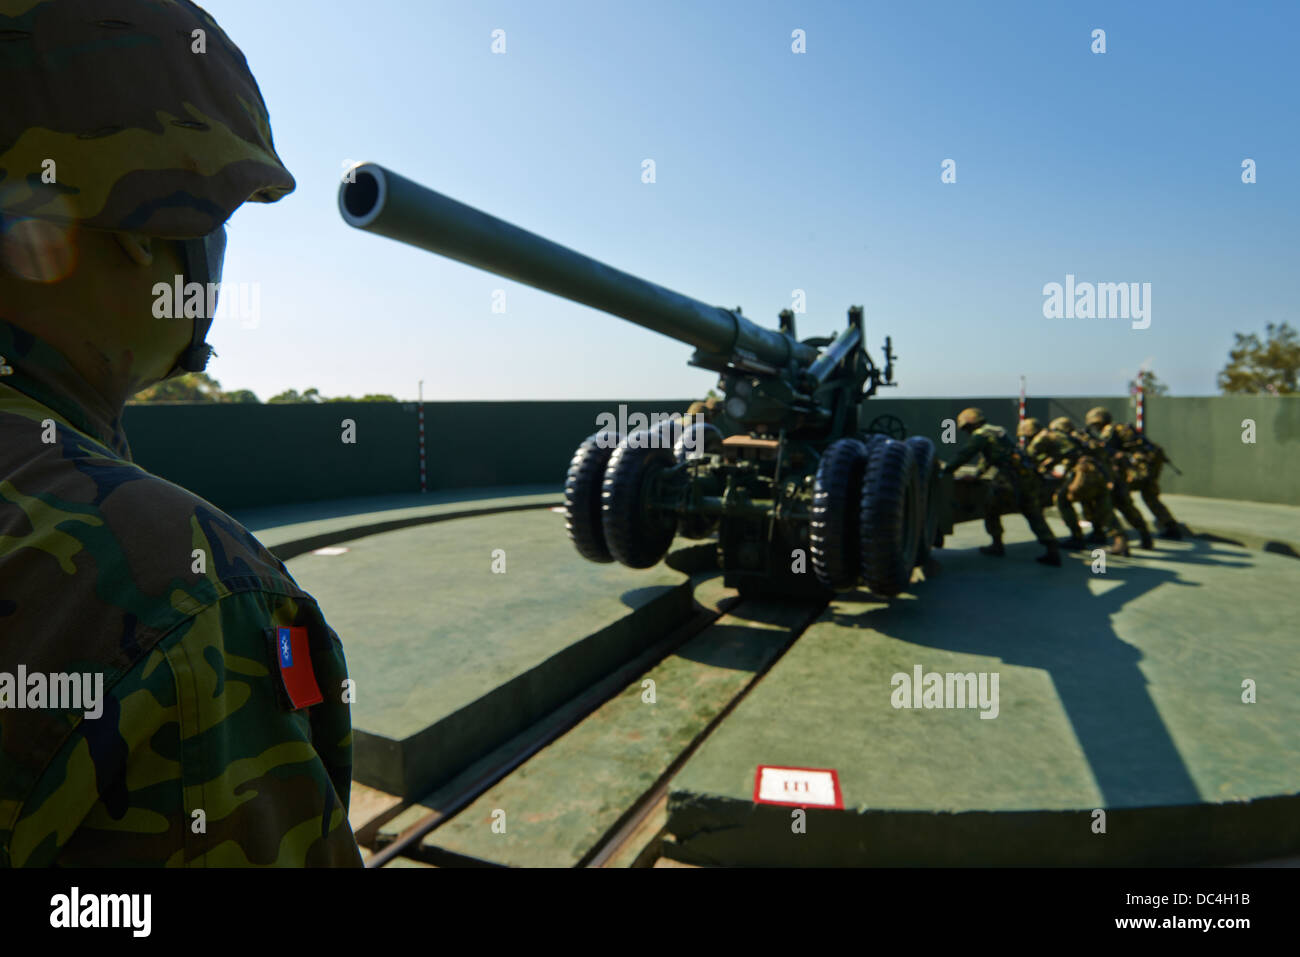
1161 523 1183 540
1109 533 1131 557
979 540 1006 557
1139 529 1154 549
1086 529 1106 545
1059 536 1087 550
1036 540 1062 566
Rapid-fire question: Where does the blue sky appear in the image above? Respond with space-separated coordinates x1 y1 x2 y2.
205 0 1298 401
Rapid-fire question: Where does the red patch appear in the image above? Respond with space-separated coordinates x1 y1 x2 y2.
275 626 323 710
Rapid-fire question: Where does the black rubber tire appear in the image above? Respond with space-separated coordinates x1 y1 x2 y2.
564 431 620 563
859 438 921 597
905 436 940 567
862 432 891 457
810 438 869 590
602 432 678 568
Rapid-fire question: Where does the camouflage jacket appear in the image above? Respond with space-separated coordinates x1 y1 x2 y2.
1068 428 1118 479
946 423 1038 486
1026 428 1083 477
1099 422 1164 461
1097 422 1165 484
0 320 361 867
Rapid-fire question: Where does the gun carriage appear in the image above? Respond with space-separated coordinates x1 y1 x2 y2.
340 164 950 598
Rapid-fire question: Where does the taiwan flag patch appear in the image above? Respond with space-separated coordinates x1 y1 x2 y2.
270 626 323 711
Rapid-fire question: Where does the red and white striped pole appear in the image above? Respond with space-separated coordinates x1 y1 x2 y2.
418 379 427 493
1135 382 1144 433
1018 376 1026 446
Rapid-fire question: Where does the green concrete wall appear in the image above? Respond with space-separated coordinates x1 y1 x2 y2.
1145 396 1300 505
121 400 698 511
121 395 1300 512
859 395 1300 506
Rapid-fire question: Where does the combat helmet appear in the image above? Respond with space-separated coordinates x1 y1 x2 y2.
0 0 296 373
956 407 985 432
1085 407 1113 428
1049 416 1076 433
686 396 720 418
1017 417 1042 439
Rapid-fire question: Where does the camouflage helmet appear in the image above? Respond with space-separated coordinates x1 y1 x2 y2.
1085 406 1113 427
0 0 295 239
956 407 985 431
686 395 720 418
1017 417 1042 438
1050 416 1076 433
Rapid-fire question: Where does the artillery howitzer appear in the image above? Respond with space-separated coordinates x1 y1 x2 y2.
339 164 947 598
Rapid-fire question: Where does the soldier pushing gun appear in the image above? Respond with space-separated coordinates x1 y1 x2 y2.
1020 418 1129 556
943 408 1061 566
1086 407 1184 540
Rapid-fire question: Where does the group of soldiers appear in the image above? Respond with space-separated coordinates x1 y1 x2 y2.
942 406 1183 566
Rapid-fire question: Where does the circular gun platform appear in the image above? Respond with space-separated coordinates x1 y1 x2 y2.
664 499 1300 866
250 492 1299 866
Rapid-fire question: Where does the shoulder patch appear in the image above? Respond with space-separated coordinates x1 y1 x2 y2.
267 626 324 711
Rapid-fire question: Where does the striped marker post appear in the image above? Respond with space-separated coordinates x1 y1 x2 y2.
418 380 427 493
1018 376 1026 446
1135 382 1144 433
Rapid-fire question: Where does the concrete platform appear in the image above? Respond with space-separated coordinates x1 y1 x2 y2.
413 584 822 867
1158 493 1300 556
663 510 1300 866
251 488 1297 864
285 506 694 798
233 484 561 557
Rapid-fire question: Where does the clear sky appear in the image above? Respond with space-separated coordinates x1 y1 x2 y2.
204 0 1298 402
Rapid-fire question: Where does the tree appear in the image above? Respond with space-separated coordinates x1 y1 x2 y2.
264 387 401 403
130 372 224 403
1128 367 1168 396
267 388 323 403
1218 322 1300 394
222 389 261 404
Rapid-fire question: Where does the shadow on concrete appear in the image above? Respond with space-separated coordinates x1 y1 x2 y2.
824 535 1257 809
617 585 682 610
1197 532 1300 560
235 484 560 531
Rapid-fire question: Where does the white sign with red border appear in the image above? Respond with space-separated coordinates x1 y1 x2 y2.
754 765 843 809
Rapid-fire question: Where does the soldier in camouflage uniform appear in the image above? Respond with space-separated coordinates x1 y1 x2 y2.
1021 418 1129 556
1086 407 1182 539
0 1 361 866
1054 415 1155 550
942 408 1060 566
685 396 720 420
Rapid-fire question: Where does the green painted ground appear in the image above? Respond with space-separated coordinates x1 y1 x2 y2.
666 513 1300 866
235 485 560 553
1160 493 1300 553
257 488 1298 863
287 507 690 797
416 585 822 867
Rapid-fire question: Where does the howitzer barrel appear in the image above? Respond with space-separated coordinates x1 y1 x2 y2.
339 163 817 369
